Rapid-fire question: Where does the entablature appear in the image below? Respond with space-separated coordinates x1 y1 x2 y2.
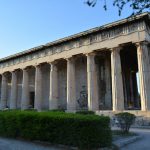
0 13 149 71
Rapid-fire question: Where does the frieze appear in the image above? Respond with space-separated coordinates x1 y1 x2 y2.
0 20 146 69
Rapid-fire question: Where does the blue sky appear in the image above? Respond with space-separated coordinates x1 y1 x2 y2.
0 0 133 58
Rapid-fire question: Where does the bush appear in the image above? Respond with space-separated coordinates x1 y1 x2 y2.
49 109 65 112
115 112 136 133
0 110 111 149
76 110 95 115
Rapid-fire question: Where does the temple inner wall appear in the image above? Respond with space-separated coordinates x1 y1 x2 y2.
96 52 112 110
75 56 87 110
41 64 50 110
57 61 67 109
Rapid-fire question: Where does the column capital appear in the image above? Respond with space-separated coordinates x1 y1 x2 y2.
1 73 6 77
34 63 42 69
21 66 28 71
65 56 76 62
22 69 29 74
22 65 35 70
11 71 17 77
85 52 96 57
48 60 58 65
47 61 51 65
11 71 17 78
1 73 9 81
135 41 149 48
49 61 58 72
11 70 17 74
110 46 122 52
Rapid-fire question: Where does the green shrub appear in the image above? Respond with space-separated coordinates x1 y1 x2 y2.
0 110 112 149
49 109 65 112
23 108 37 111
115 112 136 133
76 110 95 115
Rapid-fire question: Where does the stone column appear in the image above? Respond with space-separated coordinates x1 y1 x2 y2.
87 53 99 111
49 62 58 109
10 71 17 109
21 69 29 110
35 65 42 111
136 42 150 111
67 57 76 111
0 74 7 109
111 47 124 111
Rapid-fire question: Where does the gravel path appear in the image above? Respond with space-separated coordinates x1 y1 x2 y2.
0 138 66 150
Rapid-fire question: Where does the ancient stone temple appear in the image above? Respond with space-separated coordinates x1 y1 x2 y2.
0 12 150 117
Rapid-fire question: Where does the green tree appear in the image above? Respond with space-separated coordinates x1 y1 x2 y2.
85 0 150 15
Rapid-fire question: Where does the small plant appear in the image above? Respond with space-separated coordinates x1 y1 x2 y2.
115 112 136 133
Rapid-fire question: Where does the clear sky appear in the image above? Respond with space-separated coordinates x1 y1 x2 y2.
0 0 134 59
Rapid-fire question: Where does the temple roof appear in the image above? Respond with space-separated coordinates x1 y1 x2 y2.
0 12 149 63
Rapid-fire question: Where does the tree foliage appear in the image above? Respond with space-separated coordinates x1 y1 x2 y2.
85 0 150 15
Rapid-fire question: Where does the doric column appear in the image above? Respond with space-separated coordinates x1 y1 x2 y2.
21 69 29 110
0 74 7 109
35 65 42 111
136 42 150 111
111 47 124 111
67 57 76 111
10 71 17 109
87 53 99 111
49 62 58 109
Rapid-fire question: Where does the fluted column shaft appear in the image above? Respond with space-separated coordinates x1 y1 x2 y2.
87 53 99 111
21 69 29 110
35 65 42 111
111 47 124 111
49 63 58 109
67 58 76 111
10 71 17 109
0 74 7 109
137 42 150 111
